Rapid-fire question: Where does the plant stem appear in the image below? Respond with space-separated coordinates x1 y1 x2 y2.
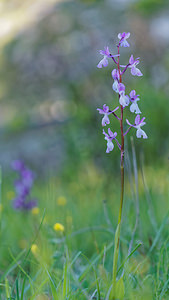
112 45 125 298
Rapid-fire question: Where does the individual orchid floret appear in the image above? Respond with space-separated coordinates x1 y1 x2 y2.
103 128 118 153
118 32 130 47
97 104 111 126
129 90 141 114
97 104 119 126
112 69 121 93
112 69 120 80
118 83 130 107
129 55 143 76
97 47 119 68
126 115 148 139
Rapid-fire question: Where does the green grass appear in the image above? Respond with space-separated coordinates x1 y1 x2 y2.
0 155 169 299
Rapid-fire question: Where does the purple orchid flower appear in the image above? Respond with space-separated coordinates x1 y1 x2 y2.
118 32 130 47
97 104 111 126
118 83 130 107
129 55 143 76
112 69 120 80
97 47 119 68
126 115 148 139
103 128 118 153
112 69 121 93
97 104 119 126
129 90 141 114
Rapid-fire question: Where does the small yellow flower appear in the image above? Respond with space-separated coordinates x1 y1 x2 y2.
57 196 67 206
32 207 40 215
53 223 64 232
31 244 39 256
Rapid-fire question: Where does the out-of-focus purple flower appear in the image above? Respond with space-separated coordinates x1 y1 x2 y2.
13 196 25 210
24 199 37 210
97 47 119 68
118 32 130 47
21 169 35 188
14 180 29 197
103 128 117 153
129 90 141 114
118 83 130 107
126 115 148 139
129 55 143 76
11 160 25 172
12 160 37 211
97 104 119 126
13 197 37 210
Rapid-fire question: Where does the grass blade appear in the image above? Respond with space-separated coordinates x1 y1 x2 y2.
149 211 169 253
20 277 26 300
117 242 142 274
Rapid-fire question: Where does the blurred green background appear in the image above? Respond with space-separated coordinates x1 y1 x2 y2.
0 0 169 281
0 0 169 174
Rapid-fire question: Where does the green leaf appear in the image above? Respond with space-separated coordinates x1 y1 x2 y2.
20 277 26 300
114 277 125 300
5 277 10 299
16 278 19 300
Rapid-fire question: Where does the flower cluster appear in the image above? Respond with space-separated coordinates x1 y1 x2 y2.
97 32 147 153
11 160 37 210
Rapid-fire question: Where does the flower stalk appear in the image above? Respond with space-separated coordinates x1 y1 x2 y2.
111 44 125 299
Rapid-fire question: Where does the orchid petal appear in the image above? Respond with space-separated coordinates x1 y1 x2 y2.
126 119 133 127
135 115 140 125
112 80 119 93
97 56 108 68
136 127 148 139
106 140 114 153
130 102 141 114
102 114 110 126
119 94 129 107
129 55 134 64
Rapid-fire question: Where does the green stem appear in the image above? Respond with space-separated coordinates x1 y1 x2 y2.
111 45 125 299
